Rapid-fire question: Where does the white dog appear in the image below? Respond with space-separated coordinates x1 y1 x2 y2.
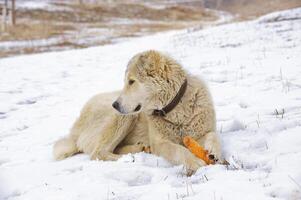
53 50 222 171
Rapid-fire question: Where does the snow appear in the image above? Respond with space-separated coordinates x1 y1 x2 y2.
15 0 73 11
17 1 50 10
1 7 301 200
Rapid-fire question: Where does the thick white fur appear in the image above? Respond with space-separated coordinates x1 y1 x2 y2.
53 50 222 171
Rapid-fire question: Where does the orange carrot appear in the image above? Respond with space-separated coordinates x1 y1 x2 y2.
183 136 214 165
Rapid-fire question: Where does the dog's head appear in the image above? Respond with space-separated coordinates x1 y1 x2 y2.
112 50 186 115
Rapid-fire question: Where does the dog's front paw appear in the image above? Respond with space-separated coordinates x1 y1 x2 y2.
136 142 151 153
185 155 206 173
91 150 121 161
91 150 102 160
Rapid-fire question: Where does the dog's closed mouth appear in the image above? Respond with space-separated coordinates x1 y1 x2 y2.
134 104 141 112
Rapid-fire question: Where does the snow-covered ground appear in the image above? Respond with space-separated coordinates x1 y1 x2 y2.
0 7 301 200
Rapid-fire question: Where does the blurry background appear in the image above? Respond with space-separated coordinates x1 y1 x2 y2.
1 0 301 58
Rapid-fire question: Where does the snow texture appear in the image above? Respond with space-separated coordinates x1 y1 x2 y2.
0 7 301 200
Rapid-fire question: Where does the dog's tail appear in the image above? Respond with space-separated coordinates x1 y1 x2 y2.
53 137 78 160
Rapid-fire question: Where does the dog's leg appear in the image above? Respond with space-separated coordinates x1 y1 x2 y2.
91 114 138 161
197 131 222 163
148 124 205 172
53 137 79 160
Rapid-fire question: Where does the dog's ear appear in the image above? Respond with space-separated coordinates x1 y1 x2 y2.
141 51 171 79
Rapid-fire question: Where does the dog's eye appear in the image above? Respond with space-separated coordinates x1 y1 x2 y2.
129 79 135 85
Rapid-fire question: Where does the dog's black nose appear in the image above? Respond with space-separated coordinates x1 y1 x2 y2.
112 101 120 111
134 104 141 112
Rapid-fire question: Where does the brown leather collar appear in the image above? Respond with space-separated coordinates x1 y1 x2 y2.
152 79 188 117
